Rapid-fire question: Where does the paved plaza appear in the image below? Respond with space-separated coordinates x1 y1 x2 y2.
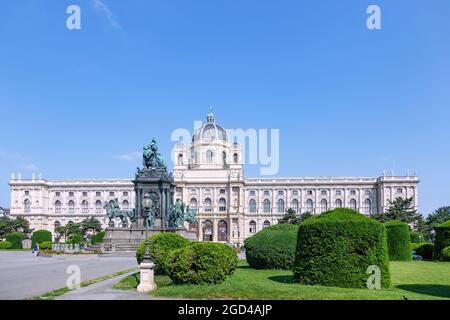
0 251 137 300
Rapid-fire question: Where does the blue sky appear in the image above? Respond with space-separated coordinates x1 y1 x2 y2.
0 0 449 215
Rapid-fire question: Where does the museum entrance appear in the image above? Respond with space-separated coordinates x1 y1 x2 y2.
218 220 228 242
202 220 213 241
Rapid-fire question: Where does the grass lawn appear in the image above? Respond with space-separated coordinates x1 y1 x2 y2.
113 260 450 300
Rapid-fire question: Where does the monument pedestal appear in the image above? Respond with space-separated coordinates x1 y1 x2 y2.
102 226 197 253
137 262 157 293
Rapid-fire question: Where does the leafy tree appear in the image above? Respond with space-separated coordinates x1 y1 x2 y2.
0 216 32 238
11 216 32 235
0 217 14 238
55 225 67 242
279 208 301 225
279 209 313 225
420 206 450 241
66 223 83 239
372 197 423 228
81 217 102 237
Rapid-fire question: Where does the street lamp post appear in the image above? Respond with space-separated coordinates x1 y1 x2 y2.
137 193 156 293
141 196 152 263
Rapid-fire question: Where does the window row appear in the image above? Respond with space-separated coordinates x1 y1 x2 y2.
247 198 373 214
248 189 373 197
52 191 130 197
189 198 227 212
53 200 129 214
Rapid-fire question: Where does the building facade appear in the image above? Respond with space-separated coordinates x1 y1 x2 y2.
9 110 420 243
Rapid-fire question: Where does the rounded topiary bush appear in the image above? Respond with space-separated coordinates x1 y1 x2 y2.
384 221 412 261
410 232 423 244
441 246 450 262
434 220 450 260
293 208 391 289
411 243 434 260
31 230 52 248
244 224 299 270
136 232 190 275
39 241 53 250
166 242 238 285
6 232 25 249
0 241 12 249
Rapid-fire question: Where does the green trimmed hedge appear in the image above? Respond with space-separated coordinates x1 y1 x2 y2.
410 232 424 244
136 233 190 275
245 224 299 270
31 230 52 248
91 231 106 245
0 241 12 249
411 243 434 260
434 220 450 260
167 242 238 285
293 208 391 289
40 241 53 250
6 232 25 249
442 246 450 262
384 221 412 261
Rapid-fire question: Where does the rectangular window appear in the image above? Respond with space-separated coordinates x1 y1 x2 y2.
110 192 115 197
264 191 270 196
69 192 74 197
278 190 284 196
123 192 128 196
96 192 101 197
397 188 403 194
292 190 299 196
55 192 61 197
25 191 30 195
220 189 226 194
335 190 342 196
82 192 88 197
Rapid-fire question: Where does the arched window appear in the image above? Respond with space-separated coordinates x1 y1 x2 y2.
24 199 31 213
68 200 75 214
349 199 357 211
263 220 271 229
364 199 371 214
263 199 271 213
82 200 89 213
177 154 183 165
335 199 343 208
54 221 60 232
291 199 299 213
206 150 213 163
219 198 227 212
190 198 198 212
122 200 129 210
218 220 228 241
306 199 314 213
222 151 227 165
204 198 212 212
202 220 213 242
233 153 238 164
55 200 62 213
249 199 257 213
320 199 328 212
249 221 257 233
277 199 285 213
95 200 102 213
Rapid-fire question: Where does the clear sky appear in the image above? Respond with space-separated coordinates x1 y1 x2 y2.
1 0 449 215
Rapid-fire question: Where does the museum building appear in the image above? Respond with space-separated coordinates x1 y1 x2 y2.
9 110 420 243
